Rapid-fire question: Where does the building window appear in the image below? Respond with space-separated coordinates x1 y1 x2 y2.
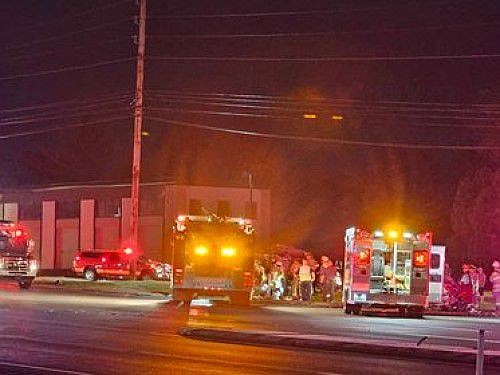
96 198 121 218
217 200 231 217
245 201 257 219
189 199 203 215
19 201 42 220
57 200 79 219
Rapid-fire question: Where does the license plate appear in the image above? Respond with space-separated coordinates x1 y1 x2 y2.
193 277 232 289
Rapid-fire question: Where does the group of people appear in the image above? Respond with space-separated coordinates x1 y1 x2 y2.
253 252 341 302
444 260 500 314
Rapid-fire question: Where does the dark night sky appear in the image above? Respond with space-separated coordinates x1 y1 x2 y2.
0 0 499 260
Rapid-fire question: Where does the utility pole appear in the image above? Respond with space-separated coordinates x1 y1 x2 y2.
130 0 146 268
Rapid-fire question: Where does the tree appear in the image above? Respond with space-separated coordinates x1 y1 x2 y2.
450 154 499 266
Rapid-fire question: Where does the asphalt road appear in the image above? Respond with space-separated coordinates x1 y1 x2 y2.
0 284 493 374
190 304 499 350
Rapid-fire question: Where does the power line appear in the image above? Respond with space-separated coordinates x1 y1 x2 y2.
146 107 500 130
0 116 131 140
147 89 500 109
3 18 132 52
149 54 500 63
148 117 500 151
0 92 131 113
0 108 130 127
0 37 131 63
0 57 134 82
147 93 500 118
148 2 467 20
148 21 500 39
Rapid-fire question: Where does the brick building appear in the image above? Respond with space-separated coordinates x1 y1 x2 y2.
0 183 271 271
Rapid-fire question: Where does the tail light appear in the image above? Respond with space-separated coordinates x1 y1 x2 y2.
243 271 253 288
355 249 371 266
413 250 428 267
174 268 183 285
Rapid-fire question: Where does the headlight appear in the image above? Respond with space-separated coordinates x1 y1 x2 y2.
221 247 236 257
29 260 38 273
194 246 209 256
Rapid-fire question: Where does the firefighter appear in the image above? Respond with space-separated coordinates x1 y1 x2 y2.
299 258 315 302
490 260 500 316
319 256 337 303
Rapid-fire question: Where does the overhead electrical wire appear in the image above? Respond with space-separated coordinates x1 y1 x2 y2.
3 18 133 52
0 37 132 63
148 21 500 39
0 57 134 82
0 116 131 140
149 54 500 63
146 89 500 109
148 1 475 20
148 117 500 151
146 92 500 117
0 92 131 113
145 107 499 130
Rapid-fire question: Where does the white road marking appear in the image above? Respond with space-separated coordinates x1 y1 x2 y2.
0 361 92 374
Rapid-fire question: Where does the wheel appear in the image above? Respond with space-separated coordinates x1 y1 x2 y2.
83 267 97 281
344 303 353 314
407 306 424 319
18 278 33 289
352 304 362 315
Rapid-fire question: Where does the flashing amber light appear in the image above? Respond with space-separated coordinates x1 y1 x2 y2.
221 247 236 257
303 114 317 119
388 230 399 239
194 246 209 256
123 247 134 255
331 115 343 121
413 250 428 267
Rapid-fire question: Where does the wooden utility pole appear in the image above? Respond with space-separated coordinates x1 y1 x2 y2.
130 0 146 263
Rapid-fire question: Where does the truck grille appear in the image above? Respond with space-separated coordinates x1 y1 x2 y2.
1 258 28 271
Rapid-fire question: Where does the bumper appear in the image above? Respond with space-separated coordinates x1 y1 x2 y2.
347 291 427 307
173 287 250 301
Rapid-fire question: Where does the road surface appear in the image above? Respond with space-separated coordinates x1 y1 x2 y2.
0 284 492 374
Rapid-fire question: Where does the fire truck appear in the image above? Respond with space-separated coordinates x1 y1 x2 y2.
343 227 431 318
0 220 38 289
172 214 255 305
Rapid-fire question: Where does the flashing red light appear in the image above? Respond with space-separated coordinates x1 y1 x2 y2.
123 247 134 255
413 250 428 267
355 249 371 266
75 256 81 261
101 257 107 263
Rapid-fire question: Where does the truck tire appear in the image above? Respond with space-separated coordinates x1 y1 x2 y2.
18 278 33 289
344 303 361 315
84 267 97 281
406 306 424 319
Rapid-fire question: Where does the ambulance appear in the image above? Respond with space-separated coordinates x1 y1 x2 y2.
343 227 431 318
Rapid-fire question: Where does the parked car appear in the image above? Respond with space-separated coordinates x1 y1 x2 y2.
72 249 157 281
141 257 171 281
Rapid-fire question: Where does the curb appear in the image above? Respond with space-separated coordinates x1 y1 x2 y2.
179 327 500 367
32 283 170 300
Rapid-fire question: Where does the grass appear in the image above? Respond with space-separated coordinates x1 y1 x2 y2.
34 277 171 294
